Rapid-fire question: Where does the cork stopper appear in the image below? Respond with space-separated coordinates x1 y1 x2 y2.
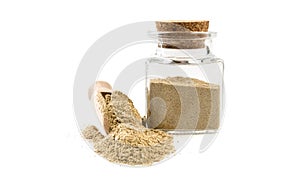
156 20 209 32
155 20 210 49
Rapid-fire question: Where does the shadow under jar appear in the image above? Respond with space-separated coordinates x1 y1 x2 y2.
146 21 224 134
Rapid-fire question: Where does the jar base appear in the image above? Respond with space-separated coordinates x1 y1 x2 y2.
160 129 218 135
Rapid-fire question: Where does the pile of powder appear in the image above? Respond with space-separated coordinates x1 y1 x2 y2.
82 124 175 166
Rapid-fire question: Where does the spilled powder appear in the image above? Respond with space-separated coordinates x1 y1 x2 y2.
82 124 175 166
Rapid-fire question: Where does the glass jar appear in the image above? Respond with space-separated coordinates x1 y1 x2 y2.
145 28 224 134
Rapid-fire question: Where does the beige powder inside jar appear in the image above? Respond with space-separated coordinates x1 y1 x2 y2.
148 76 220 131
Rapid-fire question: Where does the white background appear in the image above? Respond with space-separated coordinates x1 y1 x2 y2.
1 0 300 184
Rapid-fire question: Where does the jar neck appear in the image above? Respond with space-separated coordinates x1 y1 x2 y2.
151 32 216 62
155 43 213 63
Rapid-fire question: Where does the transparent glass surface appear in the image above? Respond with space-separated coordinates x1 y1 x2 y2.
145 33 224 135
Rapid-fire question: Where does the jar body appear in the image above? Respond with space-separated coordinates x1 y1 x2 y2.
145 46 224 134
